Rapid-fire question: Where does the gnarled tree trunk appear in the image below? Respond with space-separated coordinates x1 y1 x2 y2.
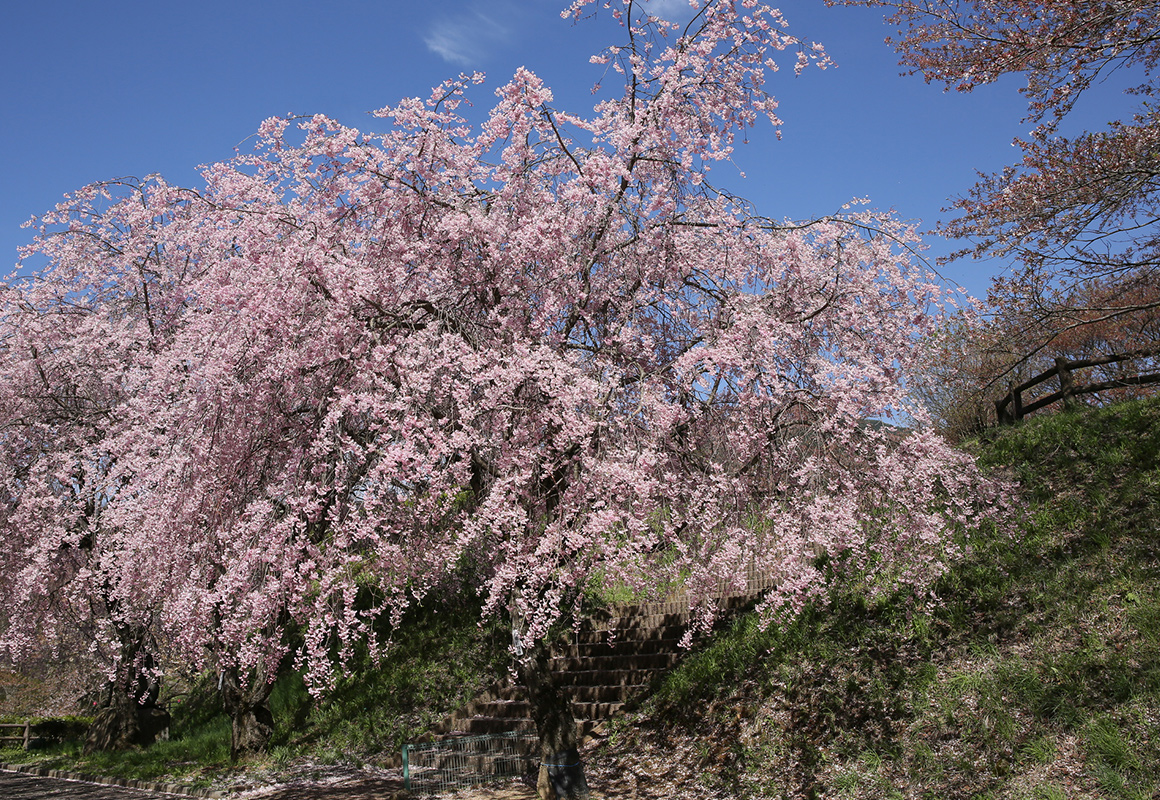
519 641 588 800
84 685 171 752
84 635 169 753
220 666 276 761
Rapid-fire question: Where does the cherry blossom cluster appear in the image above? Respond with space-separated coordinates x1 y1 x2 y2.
0 0 1007 695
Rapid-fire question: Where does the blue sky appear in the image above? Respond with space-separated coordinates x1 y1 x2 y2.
0 0 1123 299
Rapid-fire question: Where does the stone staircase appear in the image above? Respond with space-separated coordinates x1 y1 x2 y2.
428 573 775 747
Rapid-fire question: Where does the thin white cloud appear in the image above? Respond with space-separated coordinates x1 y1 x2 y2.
644 0 696 22
424 7 511 67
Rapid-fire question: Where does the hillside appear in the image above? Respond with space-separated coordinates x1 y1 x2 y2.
3 397 1158 799
585 397 1160 799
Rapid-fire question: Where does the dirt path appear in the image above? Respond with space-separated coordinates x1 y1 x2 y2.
0 769 539 800
2 769 663 800
5 764 666 800
0 769 187 799
244 776 537 800
247 775 658 799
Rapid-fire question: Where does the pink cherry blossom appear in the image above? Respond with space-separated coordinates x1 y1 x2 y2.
1 0 1009 764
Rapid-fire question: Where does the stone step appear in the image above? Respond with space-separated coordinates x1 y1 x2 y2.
586 598 761 632
570 700 624 719
585 599 694 619
570 623 695 643
564 683 648 702
555 637 686 657
583 612 694 633
424 583 775 757
473 699 531 718
491 683 647 704
555 667 666 687
578 719 602 739
550 652 680 672
452 716 535 735
449 715 603 738
493 685 525 702
590 589 770 623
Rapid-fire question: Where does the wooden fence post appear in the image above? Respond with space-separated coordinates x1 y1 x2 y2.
1011 380 1023 421
23 720 30 750
991 349 1160 429
1055 356 1075 409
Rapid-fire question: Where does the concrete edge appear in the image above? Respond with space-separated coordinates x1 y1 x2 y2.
1 761 232 798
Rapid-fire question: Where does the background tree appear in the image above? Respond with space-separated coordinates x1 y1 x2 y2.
916 289 1160 438
0 185 180 750
0 177 303 758
855 0 1160 396
2 1 1008 792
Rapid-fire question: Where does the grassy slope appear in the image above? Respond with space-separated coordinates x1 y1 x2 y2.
0 602 510 789
589 397 1160 800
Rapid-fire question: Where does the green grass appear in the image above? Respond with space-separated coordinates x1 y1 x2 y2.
598 397 1160 798
284 602 510 760
0 713 231 788
1 599 509 789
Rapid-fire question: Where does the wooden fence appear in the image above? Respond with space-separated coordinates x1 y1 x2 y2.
0 720 31 750
995 350 1160 424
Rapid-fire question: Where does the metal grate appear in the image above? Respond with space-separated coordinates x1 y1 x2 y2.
402 730 539 795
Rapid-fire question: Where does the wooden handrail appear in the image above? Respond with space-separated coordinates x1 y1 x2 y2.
0 720 31 750
994 349 1160 425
